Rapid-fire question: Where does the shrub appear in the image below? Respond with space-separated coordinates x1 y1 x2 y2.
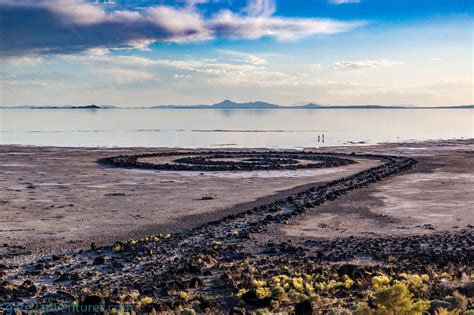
430 299 453 313
178 291 189 301
342 275 354 289
373 282 430 315
399 273 428 296
434 308 451 315
326 307 352 315
271 286 286 300
181 308 196 315
353 302 373 315
256 287 271 299
140 296 154 305
444 292 467 311
371 275 391 290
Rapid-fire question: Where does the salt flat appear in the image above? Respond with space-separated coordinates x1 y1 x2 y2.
0 146 379 253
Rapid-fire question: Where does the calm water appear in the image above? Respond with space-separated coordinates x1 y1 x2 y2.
1 109 472 148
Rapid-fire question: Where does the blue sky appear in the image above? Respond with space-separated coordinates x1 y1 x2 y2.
0 0 472 106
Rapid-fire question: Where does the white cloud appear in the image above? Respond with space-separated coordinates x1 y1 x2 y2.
64 52 311 87
50 0 107 25
147 6 211 42
245 0 276 17
95 68 155 84
329 0 361 4
1 55 43 65
332 60 403 70
423 79 472 90
0 0 364 57
219 50 267 65
85 48 110 56
174 74 193 80
208 10 364 40
183 0 209 8
62 52 422 93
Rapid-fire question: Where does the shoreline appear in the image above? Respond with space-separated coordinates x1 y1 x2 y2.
0 136 471 150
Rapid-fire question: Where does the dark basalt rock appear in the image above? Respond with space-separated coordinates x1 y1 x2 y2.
294 299 314 315
142 302 161 313
54 271 82 282
200 196 214 200
198 298 217 312
462 281 474 297
241 290 272 307
230 307 246 315
166 280 188 292
93 256 107 265
80 295 105 314
98 151 356 172
19 280 40 296
189 277 203 288
0 279 41 298
0 280 19 295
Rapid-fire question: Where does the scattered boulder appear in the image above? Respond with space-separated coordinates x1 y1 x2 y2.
200 196 214 200
462 281 474 297
80 295 104 314
294 299 314 315
242 290 271 307
93 256 107 265
189 277 203 288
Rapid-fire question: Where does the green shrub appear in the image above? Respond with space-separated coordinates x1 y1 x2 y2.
430 299 453 313
444 292 467 311
326 307 352 315
373 282 430 315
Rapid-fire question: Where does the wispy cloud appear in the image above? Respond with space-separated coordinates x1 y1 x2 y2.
329 0 361 4
173 74 193 80
94 68 156 84
332 60 403 70
208 10 363 40
245 0 276 17
0 0 363 57
1 55 43 65
219 50 267 65
65 52 378 88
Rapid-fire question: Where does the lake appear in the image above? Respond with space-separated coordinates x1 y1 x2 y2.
0 109 472 148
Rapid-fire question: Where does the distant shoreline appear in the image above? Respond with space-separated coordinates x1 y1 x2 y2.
1 99 473 110
1 105 473 110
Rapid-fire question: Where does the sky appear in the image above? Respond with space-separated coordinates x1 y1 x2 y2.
0 0 472 107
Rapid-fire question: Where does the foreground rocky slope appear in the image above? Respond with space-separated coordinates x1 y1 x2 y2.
1 151 473 314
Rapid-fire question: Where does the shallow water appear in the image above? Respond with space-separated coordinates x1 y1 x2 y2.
0 108 472 148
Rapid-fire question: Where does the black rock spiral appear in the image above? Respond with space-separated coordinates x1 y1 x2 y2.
98 151 356 171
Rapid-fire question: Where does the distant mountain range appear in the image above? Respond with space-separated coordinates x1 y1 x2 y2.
152 99 410 109
1 100 473 110
151 100 473 109
0 104 116 109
